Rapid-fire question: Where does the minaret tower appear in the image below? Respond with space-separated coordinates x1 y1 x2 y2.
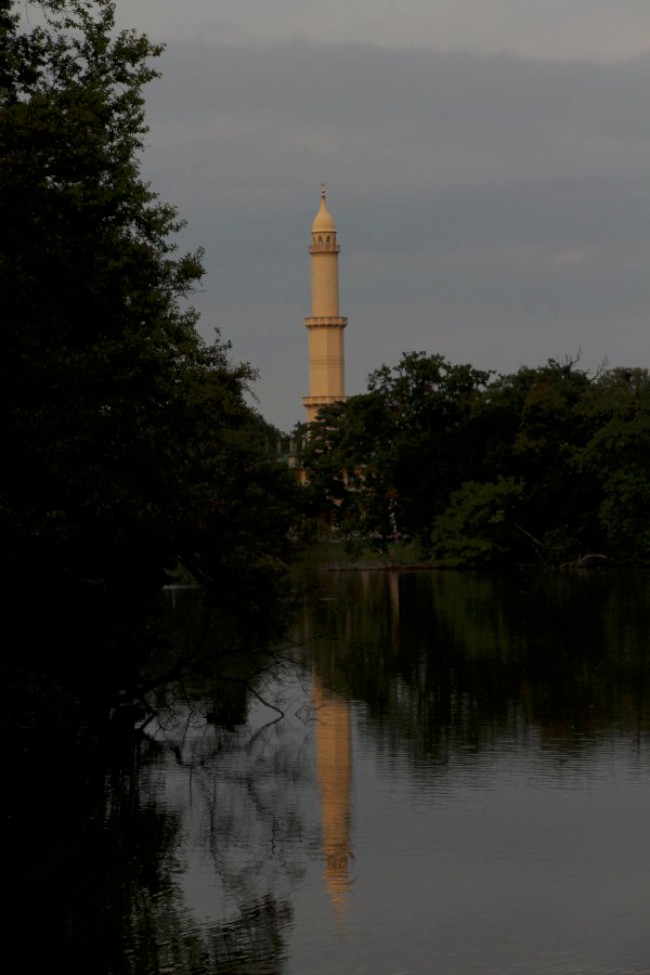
303 184 347 423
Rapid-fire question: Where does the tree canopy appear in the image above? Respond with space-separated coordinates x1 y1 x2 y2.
0 0 298 703
302 353 650 568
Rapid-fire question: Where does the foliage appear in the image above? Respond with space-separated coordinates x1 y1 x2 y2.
302 353 650 568
580 367 650 562
302 352 491 552
0 0 299 704
430 477 525 567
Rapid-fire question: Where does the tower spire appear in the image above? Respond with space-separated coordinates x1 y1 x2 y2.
303 186 347 423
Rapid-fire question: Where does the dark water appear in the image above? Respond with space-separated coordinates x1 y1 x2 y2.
12 570 650 973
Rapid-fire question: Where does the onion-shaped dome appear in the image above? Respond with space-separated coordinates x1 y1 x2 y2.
312 187 337 234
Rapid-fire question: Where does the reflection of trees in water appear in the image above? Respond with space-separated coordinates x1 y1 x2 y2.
7 666 310 975
90 591 310 975
125 883 291 975
101 719 301 975
298 569 650 767
124 675 312 975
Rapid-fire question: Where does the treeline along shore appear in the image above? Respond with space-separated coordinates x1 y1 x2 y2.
299 351 650 570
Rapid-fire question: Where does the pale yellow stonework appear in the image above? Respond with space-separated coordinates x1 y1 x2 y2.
303 186 347 423
313 676 353 919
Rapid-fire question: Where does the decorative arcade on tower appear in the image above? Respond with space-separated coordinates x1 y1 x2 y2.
303 185 347 423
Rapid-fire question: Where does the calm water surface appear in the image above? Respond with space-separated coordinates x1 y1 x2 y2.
12 570 650 974
131 570 650 974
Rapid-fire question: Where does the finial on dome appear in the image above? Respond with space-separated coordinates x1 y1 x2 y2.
311 183 336 234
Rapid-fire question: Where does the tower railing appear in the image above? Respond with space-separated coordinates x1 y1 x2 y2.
309 242 341 254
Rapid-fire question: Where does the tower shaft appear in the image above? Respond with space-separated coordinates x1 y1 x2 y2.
303 186 347 424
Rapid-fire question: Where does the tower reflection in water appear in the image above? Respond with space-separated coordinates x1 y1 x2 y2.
313 676 354 919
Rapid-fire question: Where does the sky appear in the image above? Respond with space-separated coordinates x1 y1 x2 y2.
113 0 650 432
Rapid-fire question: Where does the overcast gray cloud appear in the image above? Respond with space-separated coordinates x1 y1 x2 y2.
121 0 650 62
113 2 650 430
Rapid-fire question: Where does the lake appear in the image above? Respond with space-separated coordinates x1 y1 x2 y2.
11 569 650 973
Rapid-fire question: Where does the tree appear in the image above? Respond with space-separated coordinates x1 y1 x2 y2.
300 393 389 540
365 353 492 545
0 0 298 700
581 368 650 562
302 352 491 551
430 476 526 567
472 358 602 564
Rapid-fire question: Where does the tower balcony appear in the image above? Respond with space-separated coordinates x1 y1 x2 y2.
304 316 348 329
309 242 341 254
302 395 348 406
